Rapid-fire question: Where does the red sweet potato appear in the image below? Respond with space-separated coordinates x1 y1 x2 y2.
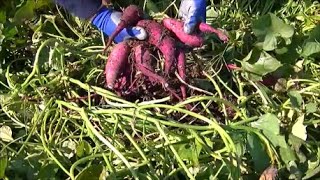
133 44 184 101
104 41 131 89
162 18 204 47
176 49 187 100
133 44 166 84
162 18 229 44
105 5 143 49
198 23 229 43
136 20 176 74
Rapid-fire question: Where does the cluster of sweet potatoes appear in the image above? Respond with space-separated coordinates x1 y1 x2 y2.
103 5 228 101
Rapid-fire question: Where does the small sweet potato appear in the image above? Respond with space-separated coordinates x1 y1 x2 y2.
198 23 229 43
105 5 144 48
136 20 176 74
104 41 131 89
176 49 187 99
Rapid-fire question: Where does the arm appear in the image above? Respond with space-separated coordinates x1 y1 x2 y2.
54 0 101 19
54 0 146 43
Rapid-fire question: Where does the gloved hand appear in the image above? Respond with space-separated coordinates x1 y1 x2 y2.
178 0 206 34
92 7 147 43
54 0 147 43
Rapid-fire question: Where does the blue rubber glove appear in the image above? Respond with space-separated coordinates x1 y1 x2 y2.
54 0 147 43
92 7 147 43
178 0 206 34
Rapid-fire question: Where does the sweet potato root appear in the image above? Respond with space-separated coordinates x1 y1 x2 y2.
133 44 185 101
176 49 187 100
198 23 229 43
105 5 143 49
133 44 166 84
162 18 229 44
136 20 176 74
104 41 131 89
162 18 204 47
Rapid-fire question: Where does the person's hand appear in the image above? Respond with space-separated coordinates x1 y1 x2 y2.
178 0 206 34
92 7 147 43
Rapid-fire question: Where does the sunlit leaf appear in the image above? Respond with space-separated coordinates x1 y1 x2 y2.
291 115 307 141
251 113 280 134
251 113 288 148
0 126 13 142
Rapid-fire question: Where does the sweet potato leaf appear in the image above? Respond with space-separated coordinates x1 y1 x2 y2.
253 13 294 51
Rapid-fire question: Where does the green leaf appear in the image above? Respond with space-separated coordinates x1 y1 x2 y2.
302 42 320 57
0 154 7 179
0 24 4 52
241 51 282 81
76 140 93 158
177 143 198 164
0 11 5 23
13 0 36 24
145 0 160 14
291 115 307 141
303 155 320 179
251 113 280 134
280 148 297 164
38 163 59 180
306 103 317 114
0 126 13 142
263 130 287 148
76 165 105 180
251 113 288 148
288 91 303 109
247 133 270 172
253 13 294 51
301 25 320 57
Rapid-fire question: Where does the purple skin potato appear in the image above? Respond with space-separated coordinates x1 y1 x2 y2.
104 41 131 89
136 20 176 75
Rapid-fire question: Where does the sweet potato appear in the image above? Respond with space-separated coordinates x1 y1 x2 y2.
133 44 185 101
162 18 204 47
136 20 176 74
198 23 229 43
133 44 166 84
105 5 143 49
104 41 131 89
176 49 187 99
162 18 229 44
